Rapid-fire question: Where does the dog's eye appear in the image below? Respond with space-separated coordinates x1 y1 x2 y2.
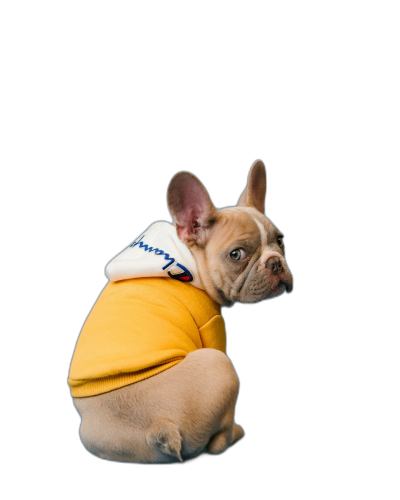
277 235 284 247
230 248 247 261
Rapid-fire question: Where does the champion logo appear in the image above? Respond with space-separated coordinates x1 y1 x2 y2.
167 264 192 282
130 235 194 283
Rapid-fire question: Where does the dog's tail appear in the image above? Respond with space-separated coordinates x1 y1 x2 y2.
146 419 183 462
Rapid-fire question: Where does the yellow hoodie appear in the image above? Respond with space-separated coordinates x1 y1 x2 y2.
68 223 226 398
68 278 226 397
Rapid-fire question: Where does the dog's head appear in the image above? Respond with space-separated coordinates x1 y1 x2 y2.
167 160 293 306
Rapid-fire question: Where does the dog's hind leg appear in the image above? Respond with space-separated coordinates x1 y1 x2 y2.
207 423 245 454
73 348 243 463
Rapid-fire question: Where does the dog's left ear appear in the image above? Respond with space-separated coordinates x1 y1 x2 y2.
168 172 219 246
237 160 267 214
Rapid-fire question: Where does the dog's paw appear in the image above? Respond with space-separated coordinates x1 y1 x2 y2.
232 423 245 444
207 423 245 454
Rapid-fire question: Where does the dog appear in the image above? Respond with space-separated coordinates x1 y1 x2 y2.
68 160 293 463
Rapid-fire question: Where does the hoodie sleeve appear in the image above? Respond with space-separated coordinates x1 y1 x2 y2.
198 315 226 353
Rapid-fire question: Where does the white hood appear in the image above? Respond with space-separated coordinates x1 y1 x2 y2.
105 221 204 290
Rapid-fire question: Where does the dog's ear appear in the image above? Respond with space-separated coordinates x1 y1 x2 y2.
237 160 267 214
168 172 219 245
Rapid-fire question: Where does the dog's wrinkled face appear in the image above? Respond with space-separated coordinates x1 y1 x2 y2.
203 206 292 304
167 160 293 306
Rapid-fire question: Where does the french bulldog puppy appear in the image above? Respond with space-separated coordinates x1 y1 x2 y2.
72 160 293 463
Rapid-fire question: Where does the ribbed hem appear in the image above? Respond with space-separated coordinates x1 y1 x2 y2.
68 357 183 398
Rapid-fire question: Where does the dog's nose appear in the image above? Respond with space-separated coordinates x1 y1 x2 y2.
258 250 283 271
266 256 282 273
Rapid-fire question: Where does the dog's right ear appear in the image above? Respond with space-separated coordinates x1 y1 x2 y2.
167 172 219 246
237 159 267 214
